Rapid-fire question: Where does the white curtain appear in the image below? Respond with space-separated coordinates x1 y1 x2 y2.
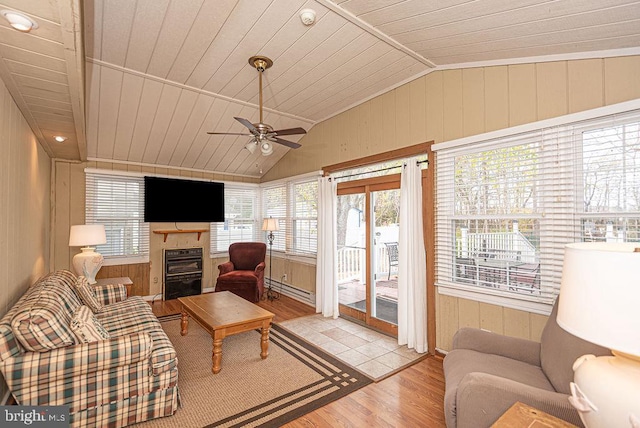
315 176 339 318
398 157 428 353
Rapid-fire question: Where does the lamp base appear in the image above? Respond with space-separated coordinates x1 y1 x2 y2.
569 352 640 428
72 247 104 284
265 282 280 302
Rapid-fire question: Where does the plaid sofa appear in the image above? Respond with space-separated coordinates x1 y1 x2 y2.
0 270 179 427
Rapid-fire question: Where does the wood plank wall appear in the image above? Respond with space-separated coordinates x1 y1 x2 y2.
0 78 51 399
51 160 261 297
262 56 640 351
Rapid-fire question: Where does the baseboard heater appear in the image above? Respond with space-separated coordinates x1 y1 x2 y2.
267 280 315 306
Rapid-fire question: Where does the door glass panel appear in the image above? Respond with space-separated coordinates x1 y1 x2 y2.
371 189 399 325
337 193 366 312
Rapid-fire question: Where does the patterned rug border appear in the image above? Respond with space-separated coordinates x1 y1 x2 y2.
158 316 373 427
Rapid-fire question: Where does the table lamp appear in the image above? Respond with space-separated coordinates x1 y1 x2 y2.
69 224 107 284
262 217 279 301
557 242 640 428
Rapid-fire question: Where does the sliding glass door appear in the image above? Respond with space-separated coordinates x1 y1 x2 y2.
336 176 400 335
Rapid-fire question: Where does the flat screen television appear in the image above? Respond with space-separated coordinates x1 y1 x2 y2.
144 176 224 222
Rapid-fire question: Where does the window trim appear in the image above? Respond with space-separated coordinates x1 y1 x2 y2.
209 183 260 257
433 100 640 312
84 169 150 265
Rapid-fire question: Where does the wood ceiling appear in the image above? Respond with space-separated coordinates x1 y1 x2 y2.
1 0 639 177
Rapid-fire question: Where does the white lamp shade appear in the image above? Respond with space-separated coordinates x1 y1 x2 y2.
557 242 640 356
262 218 279 232
69 224 107 247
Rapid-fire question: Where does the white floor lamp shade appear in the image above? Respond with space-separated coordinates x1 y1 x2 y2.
69 224 107 284
557 242 640 428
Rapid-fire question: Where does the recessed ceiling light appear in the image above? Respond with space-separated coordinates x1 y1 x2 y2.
1 10 38 32
54 135 67 143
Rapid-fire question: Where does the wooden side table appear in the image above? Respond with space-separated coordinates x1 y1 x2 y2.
94 277 133 298
492 402 578 427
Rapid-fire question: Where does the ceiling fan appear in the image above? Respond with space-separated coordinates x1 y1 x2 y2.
207 56 306 156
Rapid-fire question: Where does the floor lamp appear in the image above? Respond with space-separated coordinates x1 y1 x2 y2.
262 218 280 301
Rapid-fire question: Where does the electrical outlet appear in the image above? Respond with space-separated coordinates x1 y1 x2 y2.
153 277 158 284
282 274 287 282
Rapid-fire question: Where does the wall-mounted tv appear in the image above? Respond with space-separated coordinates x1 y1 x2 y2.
144 176 224 223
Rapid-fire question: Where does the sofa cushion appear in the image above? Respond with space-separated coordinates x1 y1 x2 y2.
70 305 110 343
444 348 555 428
31 270 82 314
72 276 103 313
540 297 611 394
98 305 177 374
11 287 77 352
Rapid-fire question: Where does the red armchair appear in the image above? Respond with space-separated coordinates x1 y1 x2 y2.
215 242 266 302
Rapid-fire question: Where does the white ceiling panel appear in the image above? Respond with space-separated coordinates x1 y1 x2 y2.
0 0 84 160
52 0 633 177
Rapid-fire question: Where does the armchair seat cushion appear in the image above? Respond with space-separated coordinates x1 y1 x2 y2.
217 270 259 286
444 348 554 426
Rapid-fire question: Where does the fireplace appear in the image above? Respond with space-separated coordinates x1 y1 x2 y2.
163 248 202 300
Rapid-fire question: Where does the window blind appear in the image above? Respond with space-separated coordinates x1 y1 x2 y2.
210 185 258 255
262 185 287 252
85 171 149 262
260 176 318 256
434 109 640 306
292 179 318 254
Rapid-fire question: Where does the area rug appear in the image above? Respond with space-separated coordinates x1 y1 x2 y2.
138 317 373 428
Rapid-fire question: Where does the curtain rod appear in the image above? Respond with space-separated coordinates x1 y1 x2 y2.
332 159 428 181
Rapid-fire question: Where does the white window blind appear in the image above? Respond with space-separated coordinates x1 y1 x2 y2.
292 179 318 254
210 185 258 255
85 171 149 262
262 185 287 252
260 176 318 256
435 109 640 306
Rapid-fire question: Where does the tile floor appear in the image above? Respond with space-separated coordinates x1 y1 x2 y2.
279 314 425 381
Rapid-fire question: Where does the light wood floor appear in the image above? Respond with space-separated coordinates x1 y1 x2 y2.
150 294 446 427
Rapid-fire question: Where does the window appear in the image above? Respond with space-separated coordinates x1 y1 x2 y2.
85 170 149 263
435 109 640 309
261 175 318 257
210 185 259 254
262 184 287 252
580 122 640 243
292 180 318 254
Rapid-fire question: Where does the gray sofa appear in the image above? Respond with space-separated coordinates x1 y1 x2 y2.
443 298 610 427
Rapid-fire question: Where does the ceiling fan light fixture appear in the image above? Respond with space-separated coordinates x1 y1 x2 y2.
245 140 257 154
261 141 273 156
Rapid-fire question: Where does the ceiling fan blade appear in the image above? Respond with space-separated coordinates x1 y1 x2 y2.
272 127 307 136
268 137 301 149
206 132 252 136
234 117 257 133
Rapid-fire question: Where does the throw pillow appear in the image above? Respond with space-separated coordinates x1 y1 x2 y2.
70 305 110 343
11 287 78 352
72 276 103 313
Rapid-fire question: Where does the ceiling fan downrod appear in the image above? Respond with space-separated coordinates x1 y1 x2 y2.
248 56 272 124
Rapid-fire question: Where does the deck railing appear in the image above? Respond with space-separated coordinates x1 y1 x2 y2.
337 245 394 283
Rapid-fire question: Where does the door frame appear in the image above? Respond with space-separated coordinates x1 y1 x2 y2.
337 176 401 336
323 141 435 353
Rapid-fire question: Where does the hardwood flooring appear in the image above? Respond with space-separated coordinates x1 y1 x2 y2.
150 294 446 427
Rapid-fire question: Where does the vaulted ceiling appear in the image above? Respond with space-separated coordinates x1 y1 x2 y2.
1 0 640 177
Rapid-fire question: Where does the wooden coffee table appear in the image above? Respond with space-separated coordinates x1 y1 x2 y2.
178 291 275 374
